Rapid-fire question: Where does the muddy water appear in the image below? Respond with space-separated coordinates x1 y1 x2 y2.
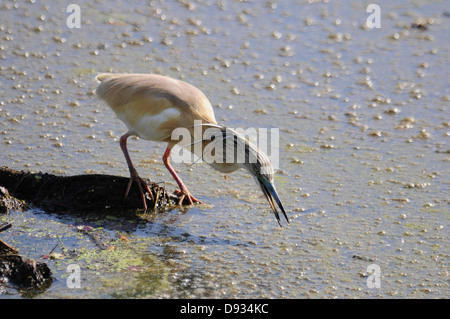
0 0 448 298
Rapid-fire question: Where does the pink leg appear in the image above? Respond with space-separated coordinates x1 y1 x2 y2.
120 133 153 211
163 146 202 206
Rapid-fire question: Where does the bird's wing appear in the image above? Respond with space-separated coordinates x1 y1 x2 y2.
95 73 217 126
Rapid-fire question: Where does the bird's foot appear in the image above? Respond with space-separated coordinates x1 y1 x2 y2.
125 168 154 211
173 189 202 206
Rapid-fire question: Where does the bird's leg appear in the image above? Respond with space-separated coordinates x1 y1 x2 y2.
120 133 154 211
163 146 202 206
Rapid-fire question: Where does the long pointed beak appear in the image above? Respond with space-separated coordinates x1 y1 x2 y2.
258 177 289 226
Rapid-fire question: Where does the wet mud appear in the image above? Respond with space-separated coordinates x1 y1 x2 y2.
0 166 174 213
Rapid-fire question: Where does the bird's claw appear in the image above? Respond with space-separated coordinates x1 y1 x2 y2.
124 168 154 211
173 189 202 206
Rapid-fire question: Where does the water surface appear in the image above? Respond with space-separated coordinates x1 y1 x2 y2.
0 0 448 298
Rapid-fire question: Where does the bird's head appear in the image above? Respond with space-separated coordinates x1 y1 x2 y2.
198 125 289 226
239 137 289 227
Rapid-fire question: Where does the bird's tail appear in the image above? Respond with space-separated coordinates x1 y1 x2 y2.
95 73 115 83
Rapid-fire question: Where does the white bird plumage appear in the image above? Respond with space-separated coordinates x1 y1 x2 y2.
95 73 288 225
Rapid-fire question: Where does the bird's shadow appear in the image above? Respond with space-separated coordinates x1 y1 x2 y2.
37 204 249 248
0 167 269 248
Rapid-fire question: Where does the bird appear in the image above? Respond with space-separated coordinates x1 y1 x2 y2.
95 73 289 225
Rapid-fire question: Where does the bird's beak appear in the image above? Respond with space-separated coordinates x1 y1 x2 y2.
257 177 289 226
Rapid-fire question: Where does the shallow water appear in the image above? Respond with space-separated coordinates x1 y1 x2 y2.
0 0 448 298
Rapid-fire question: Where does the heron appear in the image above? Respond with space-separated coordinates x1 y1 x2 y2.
95 73 289 225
